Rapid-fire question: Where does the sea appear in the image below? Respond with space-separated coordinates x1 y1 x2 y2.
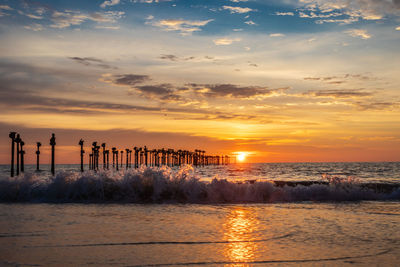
0 162 399 266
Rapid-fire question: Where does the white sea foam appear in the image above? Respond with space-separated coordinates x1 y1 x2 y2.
0 166 399 203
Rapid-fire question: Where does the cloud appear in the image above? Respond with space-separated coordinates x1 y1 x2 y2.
0 61 287 123
304 77 322 81
297 9 359 24
150 18 214 35
136 84 173 95
132 84 176 99
0 60 97 96
159 54 179 61
187 84 286 99
159 54 197 62
354 101 399 111
50 10 124 28
213 37 241 45
0 76 161 114
244 20 257 25
298 0 400 24
69 57 117 69
112 74 151 86
0 77 216 118
105 72 288 101
0 5 13 11
0 5 13 17
299 11 343 19
315 17 359 24
304 74 373 86
172 113 259 122
305 89 373 98
0 79 273 124
18 10 44 20
269 33 285 37
100 0 120 8
132 0 172 3
345 29 372 39
24 24 44 31
304 74 372 82
222 6 255 14
95 25 120 30
275 12 294 16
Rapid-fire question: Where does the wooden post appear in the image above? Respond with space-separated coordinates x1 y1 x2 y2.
116 150 119 171
129 150 132 168
101 143 106 170
36 142 41 171
106 150 109 170
134 147 138 168
91 142 96 170
9 132 16 177
139 147 143 166
15 134 21 176
20 141 25 173
50 133 56 175
79 139 84 172
125 148 129 169
112 147 116 168
144 146 148 167
96 145 100 170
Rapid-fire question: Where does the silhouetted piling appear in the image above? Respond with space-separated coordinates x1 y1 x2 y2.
15 134 21 176
134 147 139 168
95 145 100 170
161 148 165 166
106 150 109 169
125 148 129 169
139 147 143 166
144 146 148 166
129 149 132 168
36 142 41 171
116 150 119 171
112 147 116 168
71 137 231 172
50 133 56 175
92 142 98 171
101 143 106 170
79 139 84 172
9 132 16 177
20 140 25 173
89 153 93 170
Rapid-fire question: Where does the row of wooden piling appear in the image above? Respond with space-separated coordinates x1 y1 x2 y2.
9 132 55 177
8 132 231 177
81 140 231 171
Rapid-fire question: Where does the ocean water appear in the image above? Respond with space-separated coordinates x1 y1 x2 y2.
0 162 399 266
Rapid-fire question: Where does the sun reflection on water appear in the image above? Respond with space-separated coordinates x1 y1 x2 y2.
224 208 259 265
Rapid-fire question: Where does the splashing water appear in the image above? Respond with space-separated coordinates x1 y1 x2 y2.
0 165 399 203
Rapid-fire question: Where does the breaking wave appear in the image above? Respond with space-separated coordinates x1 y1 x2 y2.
0 166 399 203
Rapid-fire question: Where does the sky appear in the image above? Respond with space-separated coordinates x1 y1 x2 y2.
0 0 399 164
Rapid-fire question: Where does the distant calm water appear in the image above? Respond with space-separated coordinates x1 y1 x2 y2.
1 161 400 182
1 162 399 266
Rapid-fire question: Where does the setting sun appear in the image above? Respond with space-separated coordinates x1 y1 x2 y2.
237 153 246 162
